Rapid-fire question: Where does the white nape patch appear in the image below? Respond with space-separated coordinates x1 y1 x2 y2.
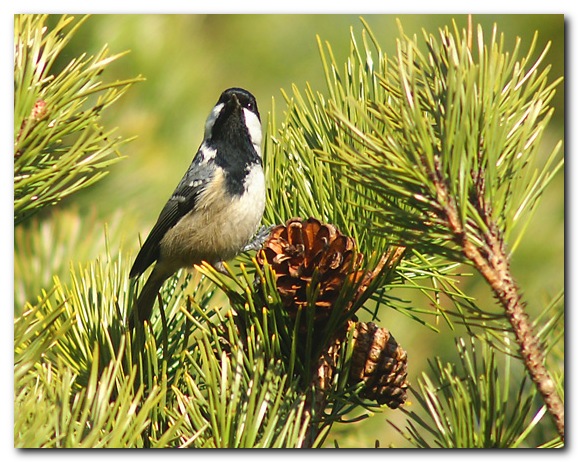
204 103 224 140
243 108 262 155
199 144 217 162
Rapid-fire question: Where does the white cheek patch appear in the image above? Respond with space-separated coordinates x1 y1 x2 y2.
204 103 224 140
243 108 262 154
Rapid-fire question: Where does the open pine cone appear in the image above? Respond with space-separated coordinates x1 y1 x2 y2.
256 217 381 325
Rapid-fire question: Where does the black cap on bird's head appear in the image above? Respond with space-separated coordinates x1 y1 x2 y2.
204 87 262 153
218 87 260 121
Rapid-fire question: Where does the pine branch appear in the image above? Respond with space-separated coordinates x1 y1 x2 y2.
282 18 564 440
196 218 410 447
14 283 168 448
265 25 481 333
14 14 143 225
433 165 564 439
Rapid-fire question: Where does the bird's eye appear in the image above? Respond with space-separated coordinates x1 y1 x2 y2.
247 102 253 110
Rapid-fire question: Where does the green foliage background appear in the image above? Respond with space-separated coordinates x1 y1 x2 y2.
14 14 564 447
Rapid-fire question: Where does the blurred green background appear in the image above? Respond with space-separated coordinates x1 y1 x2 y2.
15 14 564 447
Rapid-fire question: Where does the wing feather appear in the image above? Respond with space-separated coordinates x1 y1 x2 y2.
129 156 213 278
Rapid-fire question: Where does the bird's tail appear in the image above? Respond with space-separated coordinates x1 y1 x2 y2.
129 268 167 329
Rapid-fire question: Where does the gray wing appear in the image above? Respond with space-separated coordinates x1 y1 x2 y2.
129 157 214 278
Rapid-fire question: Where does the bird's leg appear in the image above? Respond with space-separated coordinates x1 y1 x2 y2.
213 260 230 275
213 225 274 277
242 224 274 252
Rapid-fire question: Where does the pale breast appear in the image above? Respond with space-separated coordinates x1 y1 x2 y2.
159 165 265 269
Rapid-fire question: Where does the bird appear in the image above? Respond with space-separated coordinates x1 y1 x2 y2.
128 87 266 327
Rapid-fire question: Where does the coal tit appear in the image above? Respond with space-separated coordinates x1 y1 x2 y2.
129 87 265 327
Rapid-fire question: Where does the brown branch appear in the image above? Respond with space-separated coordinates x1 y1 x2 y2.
463 233 564 441
434 171 564 441
301 335 341 448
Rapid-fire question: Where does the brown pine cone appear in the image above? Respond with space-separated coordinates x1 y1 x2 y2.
256 217 364 325
349 321 409 409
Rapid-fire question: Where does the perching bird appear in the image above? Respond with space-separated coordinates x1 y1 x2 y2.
129 87 266 327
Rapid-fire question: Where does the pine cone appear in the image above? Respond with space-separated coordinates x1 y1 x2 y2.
256 217 408 409
256 217 373 325
349 321 409 408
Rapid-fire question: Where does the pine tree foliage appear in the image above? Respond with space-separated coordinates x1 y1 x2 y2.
269 18 562 323
14 14 143 225
14 259 167 448
393 336 561 448
314 20 563 260
264 57 472 332
14 15 563 448
14 207 133 310
14 248 399 447
268 17 563 443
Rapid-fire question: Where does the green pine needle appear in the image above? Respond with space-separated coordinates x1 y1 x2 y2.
393 336 558 448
